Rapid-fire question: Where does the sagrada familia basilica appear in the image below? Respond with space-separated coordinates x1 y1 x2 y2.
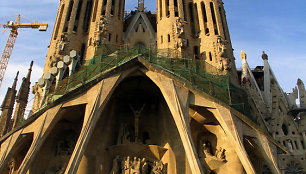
0 0 305 173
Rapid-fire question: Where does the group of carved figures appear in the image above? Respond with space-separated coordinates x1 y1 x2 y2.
110 156 165 174
198 137 227 172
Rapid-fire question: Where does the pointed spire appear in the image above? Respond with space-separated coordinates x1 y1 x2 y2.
26 61 33 79
0 71 18 136
12 61 34 128
12 71 19 89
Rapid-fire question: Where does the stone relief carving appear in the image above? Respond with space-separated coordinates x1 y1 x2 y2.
151 161 164 174
110 156 166 174
94 16 109 46
198 136 227 172
175 17 185 37
214 37 231 71
216 37 227 58
55 33 69 56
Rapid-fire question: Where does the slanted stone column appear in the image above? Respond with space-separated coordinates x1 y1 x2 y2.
145 70 204 174
65 75 121 173
208 104 256 174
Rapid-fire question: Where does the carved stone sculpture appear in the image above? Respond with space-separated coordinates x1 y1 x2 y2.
216 37 227 58
175 17 185 37
57 33 69 55
151 161 164 174
110 156 120 174
129 104 145 142
94 16 109 46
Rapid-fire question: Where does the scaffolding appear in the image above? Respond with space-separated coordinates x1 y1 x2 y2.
43 44 256 124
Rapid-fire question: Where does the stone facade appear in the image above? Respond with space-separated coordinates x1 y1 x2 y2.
0 0 305 174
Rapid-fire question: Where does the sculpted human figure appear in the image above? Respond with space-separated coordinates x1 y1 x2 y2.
129 104 145 142
110 156 120 174
130 157 141 174
94 16 109 46
141 158 148 174
175 17 185 37
216 37 227 58
215 147 226 161
202 141 213 156
151 161 164 174
122 156 131 174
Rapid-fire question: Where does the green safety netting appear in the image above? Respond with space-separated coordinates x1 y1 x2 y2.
47 44 256 124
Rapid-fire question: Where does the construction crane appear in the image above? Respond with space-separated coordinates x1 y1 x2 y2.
0 14 48 88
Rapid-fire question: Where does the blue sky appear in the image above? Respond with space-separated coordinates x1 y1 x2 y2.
0 0 306 115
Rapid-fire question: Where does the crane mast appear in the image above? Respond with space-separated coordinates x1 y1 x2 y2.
0 14 48 88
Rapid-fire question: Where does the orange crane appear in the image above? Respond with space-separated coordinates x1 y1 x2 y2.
0 14 48 88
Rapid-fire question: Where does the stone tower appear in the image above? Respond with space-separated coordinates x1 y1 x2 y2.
0 72 18 137
12 61 33 128
44 0 238 83
44 0 125 73
157 0 238 83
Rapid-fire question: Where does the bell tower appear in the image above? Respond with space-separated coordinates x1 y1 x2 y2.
44 0 125 74
196 0 238 83
156 0 238 83
156 0 199 57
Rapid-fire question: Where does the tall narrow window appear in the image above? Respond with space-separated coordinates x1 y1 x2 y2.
63 0 74 32
174 0 178 17
83 0 93 32
111 0 115 15
209 52 212 61
159 0 162 19
109 33 112 42
101 0 108 15
67 1 73 21
182 1 187 21
54 4 65 40
201 2 209 34
188 2 196 35
92 0 99 22
193 3 200 36
193 46 199 59
168 34 170 42
161 35 163 43
80 43 86 65
219 6 227 40
118 0 122 19
73 0 83 32
166 0 170 17
210 2 219 35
